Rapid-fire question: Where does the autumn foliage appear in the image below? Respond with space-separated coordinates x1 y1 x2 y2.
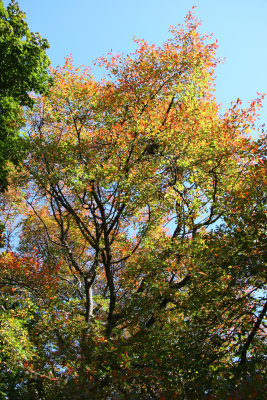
0 9 266 400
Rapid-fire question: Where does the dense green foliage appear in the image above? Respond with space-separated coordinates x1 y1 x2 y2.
0 0 50 190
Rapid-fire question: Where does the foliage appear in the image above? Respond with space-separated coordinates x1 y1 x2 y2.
0 8 266 399
0 0 51 191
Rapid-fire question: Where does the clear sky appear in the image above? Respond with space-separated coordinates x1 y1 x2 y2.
4 0 267 123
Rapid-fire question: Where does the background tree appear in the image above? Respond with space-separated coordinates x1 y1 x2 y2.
0 0 51 191
0 9 266 399
0 1 51 397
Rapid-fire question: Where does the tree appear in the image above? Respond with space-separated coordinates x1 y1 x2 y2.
0 9 266 399
0 0 50 191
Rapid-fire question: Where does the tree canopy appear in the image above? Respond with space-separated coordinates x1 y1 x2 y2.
0 8 266 400
0 0 50 191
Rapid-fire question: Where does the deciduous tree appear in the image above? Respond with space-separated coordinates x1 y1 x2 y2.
1 9 266 399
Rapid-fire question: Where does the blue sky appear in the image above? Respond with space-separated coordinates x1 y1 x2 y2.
5 0 267 123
